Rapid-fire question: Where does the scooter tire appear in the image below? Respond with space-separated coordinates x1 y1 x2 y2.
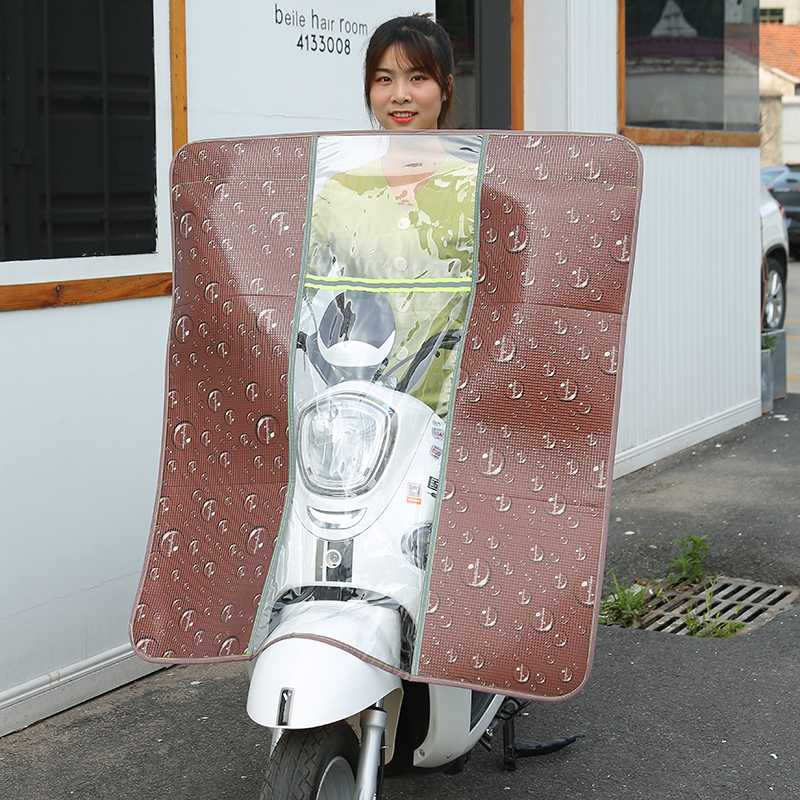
259 722 361 800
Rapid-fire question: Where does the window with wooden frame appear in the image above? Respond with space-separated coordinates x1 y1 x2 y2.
0 0 157 263
619 0 760 147
0 0 175 313
436 0 524 130
2 1 524 314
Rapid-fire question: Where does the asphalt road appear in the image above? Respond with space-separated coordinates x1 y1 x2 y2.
1 392 799 800
1 267 799 799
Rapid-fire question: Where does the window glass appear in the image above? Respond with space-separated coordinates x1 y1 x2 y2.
0 0 156 263
437 0 477 128
759 9 784 24
624 0 759 132
437 0 512 129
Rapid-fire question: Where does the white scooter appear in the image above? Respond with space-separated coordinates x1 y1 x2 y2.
244 290 580 800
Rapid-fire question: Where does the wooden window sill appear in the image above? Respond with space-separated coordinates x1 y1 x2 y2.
621 127 760 148
0 273 172 312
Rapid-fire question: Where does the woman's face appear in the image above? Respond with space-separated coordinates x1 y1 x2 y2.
368 44 447 130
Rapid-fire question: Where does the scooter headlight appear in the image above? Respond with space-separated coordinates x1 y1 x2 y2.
297 392 396 496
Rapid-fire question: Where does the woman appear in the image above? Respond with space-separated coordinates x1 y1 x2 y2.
363 13 455 131
303 15 478 414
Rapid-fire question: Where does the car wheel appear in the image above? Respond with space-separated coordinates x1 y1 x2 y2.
762 256 787 331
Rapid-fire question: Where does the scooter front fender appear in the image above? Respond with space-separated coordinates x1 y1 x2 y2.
247 637 402 730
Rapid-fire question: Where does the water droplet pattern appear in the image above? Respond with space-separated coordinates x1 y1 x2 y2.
131 137 311 660
416 133 641 698
131 132 642 701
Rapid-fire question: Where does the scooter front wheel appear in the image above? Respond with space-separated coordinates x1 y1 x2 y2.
260 721 361 800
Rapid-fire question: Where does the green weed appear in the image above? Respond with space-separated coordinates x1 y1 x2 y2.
684 581 745 638
599 571 657 628
602 538 749 636
668 534 710 586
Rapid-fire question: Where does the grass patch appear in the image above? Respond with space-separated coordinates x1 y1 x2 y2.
602 536 744 637
599 572 657 628
684 581 745 638
667 534 710 586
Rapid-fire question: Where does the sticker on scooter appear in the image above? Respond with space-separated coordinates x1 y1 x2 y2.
407 483 422 505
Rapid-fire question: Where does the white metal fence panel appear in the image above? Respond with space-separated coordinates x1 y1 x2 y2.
782 97 800 164
524 1 762 476
614 145 762 475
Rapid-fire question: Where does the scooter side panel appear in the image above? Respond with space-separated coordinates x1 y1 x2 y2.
130 137 312 660
415 134 642 699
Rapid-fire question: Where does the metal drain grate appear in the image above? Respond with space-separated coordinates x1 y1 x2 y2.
639 577 800 635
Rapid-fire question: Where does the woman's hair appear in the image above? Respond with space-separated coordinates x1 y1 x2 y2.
364 14 455 129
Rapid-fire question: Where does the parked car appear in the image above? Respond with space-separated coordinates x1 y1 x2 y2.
761 165 789 187
765 163 800 256
760 180 790 331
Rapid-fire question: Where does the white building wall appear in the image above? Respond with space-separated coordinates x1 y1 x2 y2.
1 0 764 736
615 145 761 473
524 0 761 477
0 0 430 737
760 0 800 25
0 298 171 734
523 0 617 134
564 0 618 134
760 65 798 98
783 96 800 162
184 0 422 140
0 0 175 737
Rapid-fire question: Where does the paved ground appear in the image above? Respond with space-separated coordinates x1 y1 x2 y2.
787 259 800 392
1 391 798 800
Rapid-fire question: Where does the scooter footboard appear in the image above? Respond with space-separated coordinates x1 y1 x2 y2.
413 684 504 769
